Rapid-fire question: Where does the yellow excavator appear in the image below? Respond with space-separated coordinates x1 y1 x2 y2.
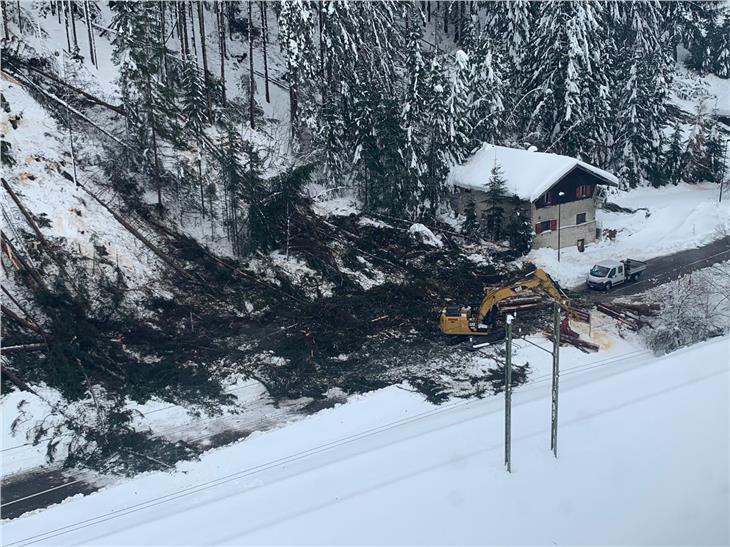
439 269 571 337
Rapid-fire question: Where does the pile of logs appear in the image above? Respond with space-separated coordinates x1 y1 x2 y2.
596 301 658 331
497 294 548 313
544 324 600 353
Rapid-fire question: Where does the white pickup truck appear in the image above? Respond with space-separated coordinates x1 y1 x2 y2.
586 259 647 291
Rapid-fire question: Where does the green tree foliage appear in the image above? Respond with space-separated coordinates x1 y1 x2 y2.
255 164 315 252
505 208 534 255
483 163 507 240
664 123 688 185
462 196 478 236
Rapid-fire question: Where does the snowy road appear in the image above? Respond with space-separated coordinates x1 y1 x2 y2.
3 337 728 546
579 235 730 297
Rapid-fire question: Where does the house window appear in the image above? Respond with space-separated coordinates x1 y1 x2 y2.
576 212 587 225
576 185 593 199
544 191 554 205
535 220 557 234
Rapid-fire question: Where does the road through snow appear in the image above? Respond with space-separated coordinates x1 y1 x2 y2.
3 337 728 546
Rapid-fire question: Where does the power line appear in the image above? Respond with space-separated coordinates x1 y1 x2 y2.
4 347 656 546
2 347 652 514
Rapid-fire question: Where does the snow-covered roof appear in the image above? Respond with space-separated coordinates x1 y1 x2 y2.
448 144 618 203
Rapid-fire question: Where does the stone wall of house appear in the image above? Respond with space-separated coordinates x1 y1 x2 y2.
531 198 597 250
449 190 529 223
450 189 599 251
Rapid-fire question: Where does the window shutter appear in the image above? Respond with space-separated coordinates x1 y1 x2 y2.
550 219 557 231
535 223 542 234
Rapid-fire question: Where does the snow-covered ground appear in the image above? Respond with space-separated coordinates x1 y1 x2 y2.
3 334 727 545
531 182 729 287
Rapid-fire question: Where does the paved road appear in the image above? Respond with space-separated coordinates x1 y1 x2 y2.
1 469 99 521
577 236 730 298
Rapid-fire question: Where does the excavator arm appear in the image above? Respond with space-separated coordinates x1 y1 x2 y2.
439 268 571 337
476 269 571 325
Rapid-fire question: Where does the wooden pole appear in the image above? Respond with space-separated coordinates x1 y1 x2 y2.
505 314 513 473
551 303 560 457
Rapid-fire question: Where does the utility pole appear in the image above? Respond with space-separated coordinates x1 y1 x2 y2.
719 139 729 203
550 303 561 458
505 314 514 473
557 191 565 262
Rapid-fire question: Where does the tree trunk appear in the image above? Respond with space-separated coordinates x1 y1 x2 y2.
260 1 270 103
68 0 79 50
188 1 197 60
227 0 233 40
218 0 226 105
16 0 21 34
443 0 448 35
142 15 162 214
248 0 255 129
83 1 96 67
2 1 9 40
198 147 205 217
63 0 72 50
427 0 431 23
197 0 212 118
159 1 168 83
318 1 324 79
178 1 189 56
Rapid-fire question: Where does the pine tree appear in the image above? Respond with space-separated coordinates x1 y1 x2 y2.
518 1 611 161
257 165 315 253
484 163 507 240
218 125 249 255
705 117 726 183
180 55 209 216
664 123 687 185
463 29 505 145
110 1 172 211
710 13 730 78
505 209 533 255
462 196 478 236
686 104 712 183
278 0 316 138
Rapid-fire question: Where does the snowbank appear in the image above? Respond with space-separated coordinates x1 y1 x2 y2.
3 336 727 545
531 183 729 287
408 222 443 247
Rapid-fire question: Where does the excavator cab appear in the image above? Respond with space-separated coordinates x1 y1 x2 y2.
439 305 473 336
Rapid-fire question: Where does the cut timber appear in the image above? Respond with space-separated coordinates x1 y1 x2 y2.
596 303 645 331
544 327 599 353
497 294 548 313
610 302 660 316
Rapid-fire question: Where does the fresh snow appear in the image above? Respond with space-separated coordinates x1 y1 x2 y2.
532 182 729 287
3 336 728 545
449 143 619 202
408 222 444 247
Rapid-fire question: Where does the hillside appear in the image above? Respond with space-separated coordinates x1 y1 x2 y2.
1 0 729 491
